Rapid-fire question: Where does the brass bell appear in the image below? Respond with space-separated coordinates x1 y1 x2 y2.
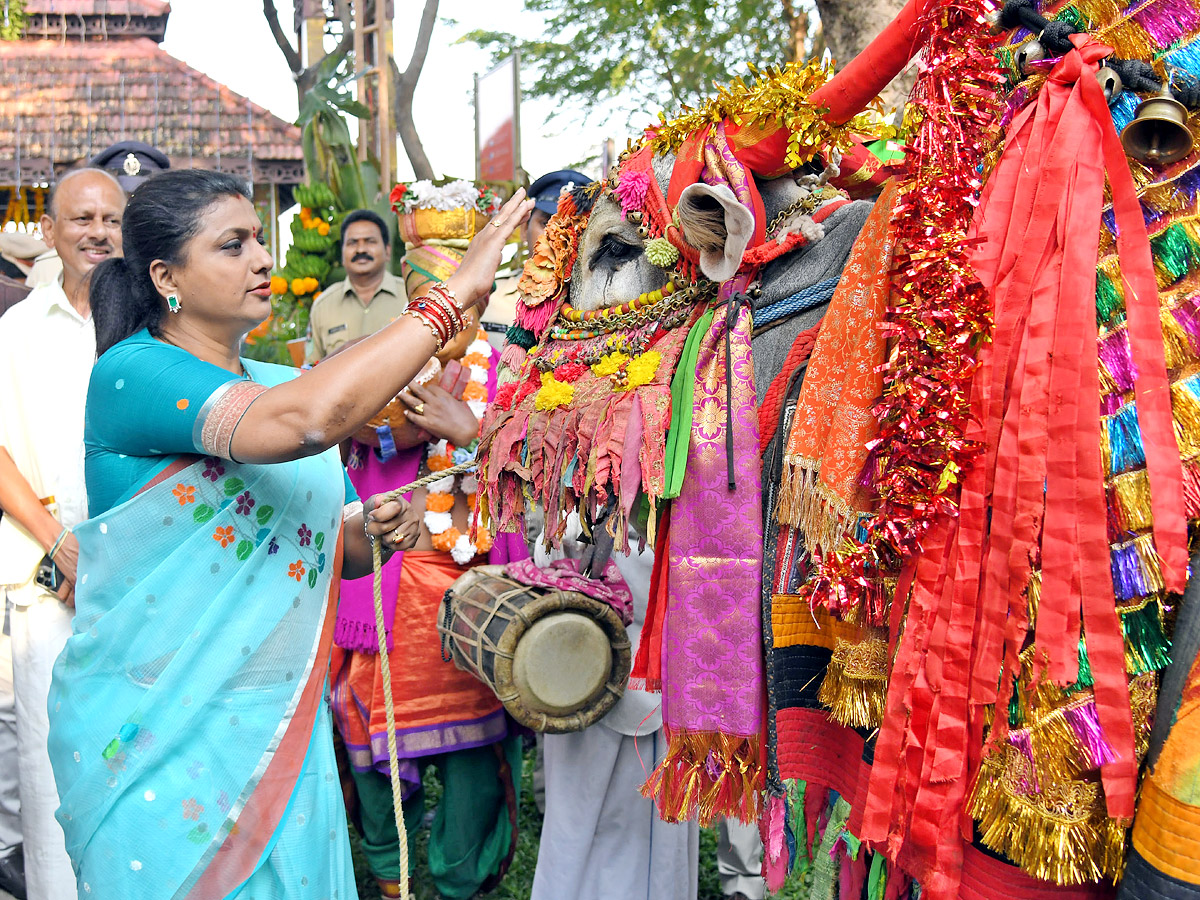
626 210 643 225
1121 89 1194 167
1096 66 1122 105
1015 38 1046 74
985 8 1005 35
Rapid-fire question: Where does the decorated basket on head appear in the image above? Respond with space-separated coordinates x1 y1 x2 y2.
354 181 505 449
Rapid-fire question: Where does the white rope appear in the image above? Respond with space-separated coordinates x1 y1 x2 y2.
369 458 476 899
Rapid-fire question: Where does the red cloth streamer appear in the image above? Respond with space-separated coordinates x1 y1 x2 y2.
628 504 671 691
860 34 1188 895
809 0 932 124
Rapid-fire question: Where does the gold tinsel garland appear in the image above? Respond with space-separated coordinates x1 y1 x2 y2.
643 60 881 170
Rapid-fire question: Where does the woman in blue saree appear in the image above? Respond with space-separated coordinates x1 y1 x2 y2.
46 170 533 899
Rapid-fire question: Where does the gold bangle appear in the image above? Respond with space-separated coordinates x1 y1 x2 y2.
402 307 445 350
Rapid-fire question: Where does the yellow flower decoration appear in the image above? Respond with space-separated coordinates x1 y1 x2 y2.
534 372 575 410
621 351 662 391
592 351 630 378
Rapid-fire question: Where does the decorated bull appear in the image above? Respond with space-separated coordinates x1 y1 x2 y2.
463 0 1200 897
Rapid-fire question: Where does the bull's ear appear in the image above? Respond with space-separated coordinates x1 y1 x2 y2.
675 183 754 284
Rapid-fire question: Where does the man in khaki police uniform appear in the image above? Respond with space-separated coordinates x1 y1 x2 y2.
305 209 404 362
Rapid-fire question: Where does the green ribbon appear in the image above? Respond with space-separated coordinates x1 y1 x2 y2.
662 308 715 500
868 852 887 900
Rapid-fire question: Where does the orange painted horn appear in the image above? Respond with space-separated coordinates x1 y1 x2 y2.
809 0 933 124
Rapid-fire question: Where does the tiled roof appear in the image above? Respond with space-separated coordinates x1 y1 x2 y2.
0 38 305 185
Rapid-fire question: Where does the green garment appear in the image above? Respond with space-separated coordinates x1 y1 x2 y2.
351 735 522 899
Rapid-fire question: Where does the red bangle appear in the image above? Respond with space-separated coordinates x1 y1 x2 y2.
426 283 465 333
415 299 454 340
403 307 446 349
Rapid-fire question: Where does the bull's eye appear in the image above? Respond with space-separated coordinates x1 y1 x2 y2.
590 234 641 272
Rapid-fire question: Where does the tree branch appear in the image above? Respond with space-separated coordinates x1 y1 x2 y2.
393 0 439 180
262 0 302 75
328 0 355 64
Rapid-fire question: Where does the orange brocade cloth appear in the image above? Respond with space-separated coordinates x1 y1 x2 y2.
330 551 506 786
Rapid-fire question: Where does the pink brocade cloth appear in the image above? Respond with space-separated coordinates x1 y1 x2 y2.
503 557 634 625
642 295 766 826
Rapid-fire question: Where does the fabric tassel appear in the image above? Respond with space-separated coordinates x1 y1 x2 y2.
1112 469 1154 532
1172 295 1200 356
639 731 763 827
1095 259 1124 323
1133 532 1167 595
1106 403 1146 475
1172 376 1200 456
1161 304 1194 370
1152 221 1200 288
514 295 560 338
1062 701 1120 768
761 792 790 893
818 633 889 728
1165 36 1200 82
1068 638 1095 693
1110 540 1149 600
1098 328 1134 392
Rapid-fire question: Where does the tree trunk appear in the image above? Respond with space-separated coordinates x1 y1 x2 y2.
814 0 914 115
780 0 811 63
392 0 437 181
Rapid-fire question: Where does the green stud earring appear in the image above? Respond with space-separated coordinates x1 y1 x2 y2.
167 294 181 314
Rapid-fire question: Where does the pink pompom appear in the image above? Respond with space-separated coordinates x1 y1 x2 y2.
615 170 650 216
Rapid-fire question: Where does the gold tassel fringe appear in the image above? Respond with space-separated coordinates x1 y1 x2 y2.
1172 378 1200 458
970 749 1128 885
817 631 889 728
1112 469 1154 532
776 455 858 553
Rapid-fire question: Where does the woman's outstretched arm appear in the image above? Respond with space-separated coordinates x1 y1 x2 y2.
229 190 535 464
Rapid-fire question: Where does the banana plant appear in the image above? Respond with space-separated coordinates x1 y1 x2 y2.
297 53 374 207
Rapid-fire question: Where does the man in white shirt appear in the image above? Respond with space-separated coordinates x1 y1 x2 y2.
0 167 125 899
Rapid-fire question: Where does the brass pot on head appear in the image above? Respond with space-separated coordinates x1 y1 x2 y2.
1121 89 1194 167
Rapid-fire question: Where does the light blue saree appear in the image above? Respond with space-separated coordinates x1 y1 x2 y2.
48 331 359 899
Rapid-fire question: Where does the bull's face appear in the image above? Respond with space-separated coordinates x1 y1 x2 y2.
570 194 670 313
566 168 758 313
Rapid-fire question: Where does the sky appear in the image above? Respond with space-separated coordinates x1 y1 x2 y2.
160 0 630 188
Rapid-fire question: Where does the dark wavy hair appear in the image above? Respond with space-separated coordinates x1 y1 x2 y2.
90 169 252 355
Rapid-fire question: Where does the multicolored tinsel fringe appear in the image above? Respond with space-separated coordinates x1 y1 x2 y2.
962 0 1200 886
637 731 763 827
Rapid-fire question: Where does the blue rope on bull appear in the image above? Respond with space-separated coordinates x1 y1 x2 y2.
753 277 840 329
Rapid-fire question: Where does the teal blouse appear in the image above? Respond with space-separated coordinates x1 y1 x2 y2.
85 329 356 516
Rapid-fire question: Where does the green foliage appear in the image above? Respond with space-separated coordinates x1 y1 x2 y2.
0 0 26 41
466 0 802 125
245 57 400 366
